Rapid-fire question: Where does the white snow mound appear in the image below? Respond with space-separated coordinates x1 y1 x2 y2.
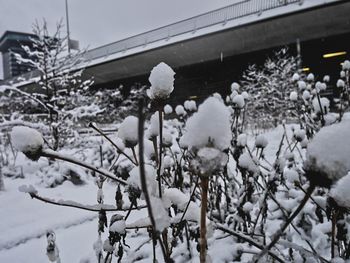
181 97 231 150
11 126 44 155
305 120 350 182
147 62 175 100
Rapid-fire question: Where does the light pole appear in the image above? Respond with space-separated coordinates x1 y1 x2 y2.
65 0 71 54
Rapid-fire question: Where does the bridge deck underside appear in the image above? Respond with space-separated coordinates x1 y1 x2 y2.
84 1 350 85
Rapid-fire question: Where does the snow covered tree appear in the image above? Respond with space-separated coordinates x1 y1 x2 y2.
241 48 298 126
11 19 94 150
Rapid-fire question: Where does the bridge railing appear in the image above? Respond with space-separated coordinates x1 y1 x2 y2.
0 0 302 86
84 0 301 61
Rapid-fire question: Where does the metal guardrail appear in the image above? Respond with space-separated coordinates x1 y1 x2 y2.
1 0 302 86
84 0 301 61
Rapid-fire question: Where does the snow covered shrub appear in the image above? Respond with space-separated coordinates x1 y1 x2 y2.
12 55 350 263
240 48 298 126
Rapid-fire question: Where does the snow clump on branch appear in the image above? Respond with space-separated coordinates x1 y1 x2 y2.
163 104 173 114
147 62 175 100
118 116 138 147
181 96 231 151
11 126 44 161
304 120 350 186
330 172 350 209
18 184 38 195
127 165 158 197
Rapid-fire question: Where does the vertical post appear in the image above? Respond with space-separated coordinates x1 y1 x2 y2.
296 38 302 71
65 0 71 54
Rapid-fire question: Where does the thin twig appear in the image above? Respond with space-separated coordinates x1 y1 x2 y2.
29 192 146 212
215 224 284 263
89 122 137 165
255 184 315 261
138 100 170 263
41 149 126 185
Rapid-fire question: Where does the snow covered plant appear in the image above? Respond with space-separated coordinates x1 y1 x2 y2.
10 55 350 263
181 96 231 262
241 48 298 127
147 62 175 101
2 19 94 151
10 126 44 161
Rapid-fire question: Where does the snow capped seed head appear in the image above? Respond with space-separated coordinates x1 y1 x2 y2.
162 130 173 147
175 105 186 116
184 100 197 111
232 94 245 108
300 138 308 149
109 214 126 234
340 71 346 78
114 137 125 152
163 155 174 169
231 82 240 92
150 196 170 231
302 90 311 100
337 79 345 88
284 168 299 183
11 126 44 161
342 60 350 70
237 133 247 147
238 152 259 173
147 62 175 100
127 165 157 196
212 92 223 101
255 134 268 149
312 97 329 114
307 73 315 82
181 97 231 151
118 116 139 147
147 112 159 139
298 81 306 90
315 81 323 92
289 91 298 101
230 91 238 102
243 202 253 213
193 147 228 175
241 91 249 100
304 121 350 187
18 184 38 195
323 75 330 82
293 129 306 142
330 172 350 208
163 104 173 114
292 73 300 82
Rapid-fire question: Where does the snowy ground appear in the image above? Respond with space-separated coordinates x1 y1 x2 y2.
0 125 291 263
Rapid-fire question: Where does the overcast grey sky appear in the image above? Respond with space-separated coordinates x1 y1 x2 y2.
0 0 236 78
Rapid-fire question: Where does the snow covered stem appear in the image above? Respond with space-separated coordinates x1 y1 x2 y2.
138 100 170 263
216 224 284 263
88 122 138 166
158 108 163 198
255 183 315 261
200 175 209 263
40 149 127 185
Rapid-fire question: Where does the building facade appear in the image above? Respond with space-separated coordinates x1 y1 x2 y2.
0 31 37 79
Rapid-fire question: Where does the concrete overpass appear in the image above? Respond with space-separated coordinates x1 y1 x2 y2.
1 0 350 89
80 0 350 85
